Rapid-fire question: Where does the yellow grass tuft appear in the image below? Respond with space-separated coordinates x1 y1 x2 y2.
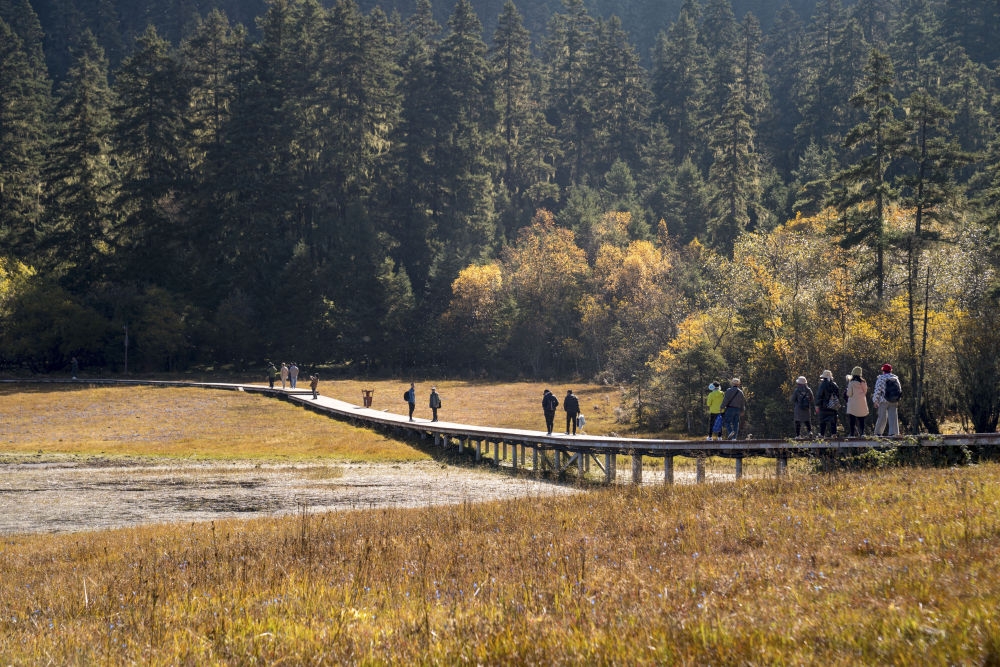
1 464 999 663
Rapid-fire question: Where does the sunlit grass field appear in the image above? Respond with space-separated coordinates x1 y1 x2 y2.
2 464 999 663
4 381 998 663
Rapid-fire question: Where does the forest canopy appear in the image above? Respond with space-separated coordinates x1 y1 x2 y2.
2 0 1000 437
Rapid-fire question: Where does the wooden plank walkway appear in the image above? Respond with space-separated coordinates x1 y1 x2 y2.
6 377 1000 484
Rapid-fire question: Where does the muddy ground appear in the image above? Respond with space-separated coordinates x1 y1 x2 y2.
0 455 592 535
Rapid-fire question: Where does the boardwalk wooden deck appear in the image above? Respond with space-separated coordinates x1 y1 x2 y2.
7 377 1000 484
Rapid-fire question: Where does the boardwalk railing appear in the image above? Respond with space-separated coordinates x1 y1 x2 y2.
7 378 1000 484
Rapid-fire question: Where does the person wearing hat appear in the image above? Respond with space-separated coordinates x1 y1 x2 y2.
815 369 840 437
705 382 725 440
845 366 869 437
429 386 442 422
873 363 901 436
790 376 814 439
719 378 746 439
541 389 559 435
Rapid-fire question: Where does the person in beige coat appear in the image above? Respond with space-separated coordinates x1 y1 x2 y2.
845 366 869 437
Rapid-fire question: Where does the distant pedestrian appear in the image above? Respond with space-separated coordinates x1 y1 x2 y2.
70 357 79 379
563 390 580 435
872 363 901 436
280 363 289 389
845 366 869 437
429 386 441 421
815 370 840 437
310 374 319 399
542 389 559 435
719 378 746 439
289 362 299 388
267 362 277 389
705 382 724 440
405 383 416 421
791 376 814 439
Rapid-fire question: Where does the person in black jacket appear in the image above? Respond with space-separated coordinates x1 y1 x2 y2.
815 369 840 437
542 389 559 435
563 390 580 435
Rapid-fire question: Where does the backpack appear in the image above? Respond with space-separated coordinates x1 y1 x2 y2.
403 391 409 402
823 382 841 410
797 389 810 410
883 377 901 402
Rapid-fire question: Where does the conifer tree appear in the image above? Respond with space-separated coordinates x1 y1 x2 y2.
0 17 50 254
112 25 190 287
828 48 905 300
44 30 117 288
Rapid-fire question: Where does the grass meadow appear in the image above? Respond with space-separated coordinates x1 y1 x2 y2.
2 382 999 663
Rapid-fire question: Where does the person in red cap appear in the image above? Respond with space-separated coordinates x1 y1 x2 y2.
873 363 901 436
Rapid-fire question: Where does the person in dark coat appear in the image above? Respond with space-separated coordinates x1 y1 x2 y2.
542 389 559 435
791 375 814 438
405 383 416 421
563 390 580 435
719 378 747 439
429 386 442 421
815 369 840 437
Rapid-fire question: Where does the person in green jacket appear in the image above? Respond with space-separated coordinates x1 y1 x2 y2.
705 382 725 440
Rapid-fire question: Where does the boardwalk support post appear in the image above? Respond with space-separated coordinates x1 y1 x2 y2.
696 455 706 484
632 452 643 485
735 456 743 479
776 453 788 476
664 455 674 485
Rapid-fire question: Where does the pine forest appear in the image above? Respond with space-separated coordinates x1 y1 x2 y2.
2 0 1000 438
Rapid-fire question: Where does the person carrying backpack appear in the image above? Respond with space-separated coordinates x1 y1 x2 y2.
541 389 559 435
815 370 840 438
719 378 746 440
563 390 581 435
791 376 814 439
705 383 725 440
873 363 901 436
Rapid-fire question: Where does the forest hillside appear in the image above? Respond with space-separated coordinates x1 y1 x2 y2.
1 0 999 437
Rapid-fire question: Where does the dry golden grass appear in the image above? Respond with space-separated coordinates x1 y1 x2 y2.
1 464 999 664
0 385 427 462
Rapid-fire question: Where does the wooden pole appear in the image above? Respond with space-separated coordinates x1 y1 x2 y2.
664 455 674 485
632 452 643 485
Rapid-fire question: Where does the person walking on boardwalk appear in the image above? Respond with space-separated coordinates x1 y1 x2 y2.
289 362 299 388
845 366 869 437
280 363 289 389
542 389 559 435
405 382 416 421
815 370 840 437
310 374 319 399
873 363 901 436
563 390 580 435
267 362 278 389
429 386 442 421
705 382 724 440
719 378 746 439
791 376 814 439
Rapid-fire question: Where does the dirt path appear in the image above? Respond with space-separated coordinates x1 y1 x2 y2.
0 455 588 535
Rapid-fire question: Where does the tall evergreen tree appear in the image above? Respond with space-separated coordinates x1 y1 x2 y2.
649 0 708 164
829 48 905 300
112 25 191 288
707 83 759 251
588 16 650 179
896 86 970 433
44 30 117 288
0 17 50 254
427 0 497 291
543 0 597 187
760 2 804 177
489 0 558 238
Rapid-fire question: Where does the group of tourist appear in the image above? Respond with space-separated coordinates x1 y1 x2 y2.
706 364 903 440
267 361 319 398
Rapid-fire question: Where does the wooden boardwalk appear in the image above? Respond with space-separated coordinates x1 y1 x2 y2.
7 378 1000 484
